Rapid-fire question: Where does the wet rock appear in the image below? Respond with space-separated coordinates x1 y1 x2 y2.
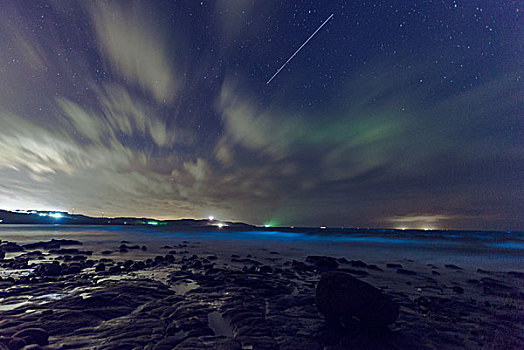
445 264 462 270
132 261 146 270
164 254 176 263
386 263 402 268
123 260 134 269
306 256 339 269
108 266 121 273
507 271 524 278
8 337 26 350
349 260 367 268
12 328 48 346
367 264 383 271
141 245 147 251
316 271 399 327
337 268 369 277
1 242 24 252
397 268 416 275
0 247 4 259
95 263 106 272
34 262 61 276
452 286 464 294
64 264 82 275
258 265 273 274
23 239 82 250
432 271 441 275
290 260 312 272
22 345 42 350
101 250 113 255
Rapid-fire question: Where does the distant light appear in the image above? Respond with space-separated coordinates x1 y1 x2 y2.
264 224 270 228
320 226 327 229
208 216 214 221
215 222 228 228
50 213 62 219
147 221 159 225
0 219 3 223
38 213 48 217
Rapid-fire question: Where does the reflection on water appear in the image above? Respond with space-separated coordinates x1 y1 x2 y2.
491 242 524 249
172 280 199 295
208 310 234 337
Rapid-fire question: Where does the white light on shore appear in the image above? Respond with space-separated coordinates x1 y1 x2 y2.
216 222 225 228
50 213 62 219
320 226 327 229
208 216 214 221
264 224 270 228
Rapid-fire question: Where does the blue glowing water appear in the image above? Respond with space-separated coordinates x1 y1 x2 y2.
0 225 522 270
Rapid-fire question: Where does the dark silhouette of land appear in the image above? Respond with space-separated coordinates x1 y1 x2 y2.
0 209 254 229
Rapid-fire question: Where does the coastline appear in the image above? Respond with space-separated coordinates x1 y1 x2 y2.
1 228 523 349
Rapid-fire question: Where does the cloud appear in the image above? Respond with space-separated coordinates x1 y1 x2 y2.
87 1 178 103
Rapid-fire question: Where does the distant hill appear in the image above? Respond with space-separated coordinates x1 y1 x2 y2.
0 210 255 230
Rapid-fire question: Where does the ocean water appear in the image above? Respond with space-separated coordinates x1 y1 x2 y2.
0 225 522 271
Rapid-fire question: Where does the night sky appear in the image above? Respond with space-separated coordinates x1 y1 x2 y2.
0 1 522 230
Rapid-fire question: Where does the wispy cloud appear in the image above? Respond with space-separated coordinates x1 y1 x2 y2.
87 1 179 103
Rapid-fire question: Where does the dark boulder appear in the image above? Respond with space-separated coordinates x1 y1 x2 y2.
34 262 61 276
316 271 399 327
306 256 339 269
386 263 402 268
1 242 24 252
0 247 4 259
349 260 368 268
397 268 416 275
12 328 48 346
452 286 464 294
445 264 462 270
23 239 81 250
95 263 106 272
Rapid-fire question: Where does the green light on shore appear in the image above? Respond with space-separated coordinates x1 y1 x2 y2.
263 220 278 228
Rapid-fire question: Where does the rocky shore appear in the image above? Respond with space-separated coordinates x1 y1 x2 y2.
1 238 523 349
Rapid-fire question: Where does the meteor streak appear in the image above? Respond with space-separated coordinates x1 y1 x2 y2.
266 14 334 85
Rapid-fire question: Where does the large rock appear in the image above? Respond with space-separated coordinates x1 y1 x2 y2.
34 262 61 276
316 271 399 327
12 328 48 346
1 242 24 252
306 255 339 269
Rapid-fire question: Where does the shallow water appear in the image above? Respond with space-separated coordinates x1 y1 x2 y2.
0 225 522 271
